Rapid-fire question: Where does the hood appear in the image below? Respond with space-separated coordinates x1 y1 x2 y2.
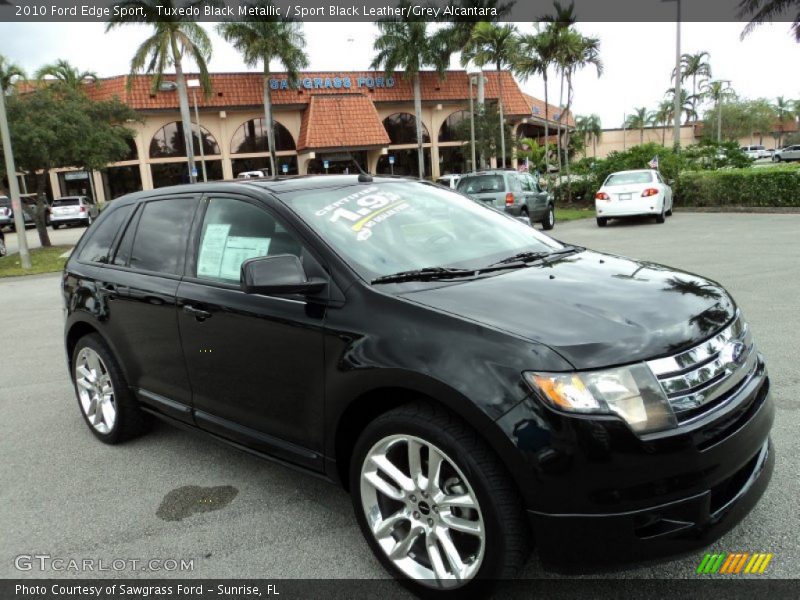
402 250 736 370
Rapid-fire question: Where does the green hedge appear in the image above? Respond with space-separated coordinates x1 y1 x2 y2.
675 166 800 208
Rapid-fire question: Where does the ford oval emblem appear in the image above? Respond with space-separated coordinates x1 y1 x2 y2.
719 340 747 367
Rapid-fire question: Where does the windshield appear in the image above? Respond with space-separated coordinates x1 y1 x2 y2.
280 181 562 281
53 198 80 207
0 197 10 207
604 172 654 186
457 175 505 194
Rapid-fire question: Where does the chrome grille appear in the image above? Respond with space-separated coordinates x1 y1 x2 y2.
647 312 758 423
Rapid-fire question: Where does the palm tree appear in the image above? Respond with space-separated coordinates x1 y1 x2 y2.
218 3 308 177
738 0 800 42
666 87 698 125
0 56 26 94
672 51 711 118
107 0 215 184
34 59 98 90
653 100 674 146
702 80 735 141
515 28 559 173
625 107 652 145
558 30 602 177
371 3 449 179
541 1 578 172
774 96 794 147
575 114 602 157
461 22 518 168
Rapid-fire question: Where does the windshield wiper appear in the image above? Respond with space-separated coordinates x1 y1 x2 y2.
487 245 583 268
371 267 476 285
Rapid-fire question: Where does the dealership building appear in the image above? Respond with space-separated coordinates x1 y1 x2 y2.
36 70 569 202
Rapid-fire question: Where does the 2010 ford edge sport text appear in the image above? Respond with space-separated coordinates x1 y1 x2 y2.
62 175 774 595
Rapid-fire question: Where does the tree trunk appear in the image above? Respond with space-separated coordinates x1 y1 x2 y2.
556 72 564 173
171 36 197 184
592 136 596 158
640 128 644 145
262 65 277 177
543 72 550 175
34 169 51 247
662 124 666 146
412 72 425 178
497 64 506 168
564 73 573 203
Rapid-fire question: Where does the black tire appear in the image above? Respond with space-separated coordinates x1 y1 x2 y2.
665 204 673 217
773 155 781 163
86 216 93 227
52 223 59 230
655 205 666 224
541 204 555 230
0 239 6 257
350 402 530 597
596 217 608 227
519 208 530 226
71 333 150 444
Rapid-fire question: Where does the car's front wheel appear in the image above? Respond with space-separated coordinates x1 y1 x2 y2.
72 333 149 444
351 403 529 596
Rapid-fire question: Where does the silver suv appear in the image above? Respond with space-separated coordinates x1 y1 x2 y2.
773 145 800 162
456 170 555 230
50 196 99 229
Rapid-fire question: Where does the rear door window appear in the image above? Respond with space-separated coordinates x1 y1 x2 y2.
77 204 134 264
128 198 198 275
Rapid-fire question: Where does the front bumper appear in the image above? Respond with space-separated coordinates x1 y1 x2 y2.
496 356 774 566
529 437 773 567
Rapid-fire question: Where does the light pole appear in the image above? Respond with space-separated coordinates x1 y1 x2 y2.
664 0 683 149
0 79 31 268
715 80 732 143
187 79 207 182
467 68 479 173
622 112 627 151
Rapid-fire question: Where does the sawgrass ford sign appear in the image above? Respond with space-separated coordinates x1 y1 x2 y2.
269 75 396 90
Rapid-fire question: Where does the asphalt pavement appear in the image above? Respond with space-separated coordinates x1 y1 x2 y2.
0 213 797 589
2 225 86 255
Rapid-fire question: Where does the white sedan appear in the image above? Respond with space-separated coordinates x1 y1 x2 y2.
594 169 673 227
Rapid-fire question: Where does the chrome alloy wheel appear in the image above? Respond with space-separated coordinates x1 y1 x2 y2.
360 434 485 587
75 347 116 434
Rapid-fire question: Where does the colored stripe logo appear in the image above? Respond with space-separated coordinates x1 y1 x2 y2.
696 552 773 574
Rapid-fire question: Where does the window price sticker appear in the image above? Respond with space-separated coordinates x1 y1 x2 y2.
316 187 410 241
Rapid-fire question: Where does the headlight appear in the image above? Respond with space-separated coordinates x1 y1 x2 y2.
524 363 677 434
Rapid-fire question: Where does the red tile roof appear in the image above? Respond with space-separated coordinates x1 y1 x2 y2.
79 70 551 119
521 93 574 126
297 94 390 151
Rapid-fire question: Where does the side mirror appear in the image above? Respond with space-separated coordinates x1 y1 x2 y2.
241 254 326 296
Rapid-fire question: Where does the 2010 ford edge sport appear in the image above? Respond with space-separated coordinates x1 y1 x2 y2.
62 176 773 595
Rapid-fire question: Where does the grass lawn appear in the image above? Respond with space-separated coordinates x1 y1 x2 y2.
0 245 71 278
556 207 594 222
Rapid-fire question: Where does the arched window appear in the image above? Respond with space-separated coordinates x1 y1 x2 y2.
438 110 470 142
149 121 220 159
230 118 296 154
383 113 430 145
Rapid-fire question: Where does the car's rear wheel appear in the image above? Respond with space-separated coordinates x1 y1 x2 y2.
541 205 555 230
351 403 529 596
72 333 149 444
0 237 6 257
52 223 59 230
596 217 608 227
655 205 666 224
773 155 781 162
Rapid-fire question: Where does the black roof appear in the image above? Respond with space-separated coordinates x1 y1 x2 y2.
110 175 422 206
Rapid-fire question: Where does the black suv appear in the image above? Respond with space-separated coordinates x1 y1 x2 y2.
63 176 773 594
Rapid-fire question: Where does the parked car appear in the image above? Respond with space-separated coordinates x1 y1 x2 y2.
0 196 12 230
772 145 800 162
1 195 38 230
50 196 98 229
63 176 773 594
236 170 269 179
435 174 461 189
595 169 674 226
457 170 555 230
740 145 767 160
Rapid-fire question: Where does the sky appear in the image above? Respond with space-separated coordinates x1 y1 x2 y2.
0 20 797 128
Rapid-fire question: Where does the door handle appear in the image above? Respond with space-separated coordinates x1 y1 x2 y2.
183 304 211 321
